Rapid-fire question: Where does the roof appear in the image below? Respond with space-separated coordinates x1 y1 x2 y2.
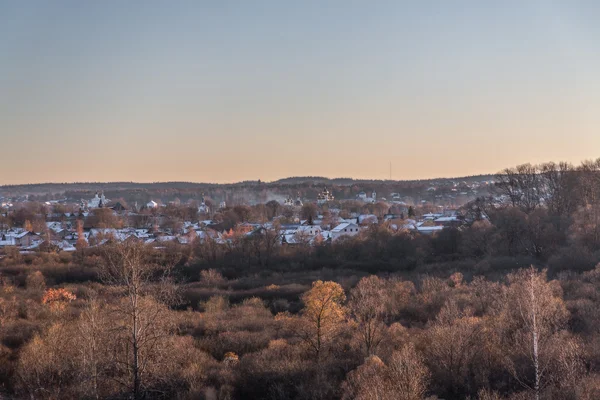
332 222 358 233
434 216 459 222
417 226 444 232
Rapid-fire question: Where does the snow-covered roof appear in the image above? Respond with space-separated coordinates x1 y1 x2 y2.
417 226 444 232
332 222 358 233
434 216 459 222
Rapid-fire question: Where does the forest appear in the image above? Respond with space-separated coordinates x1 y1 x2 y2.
2 160 600 399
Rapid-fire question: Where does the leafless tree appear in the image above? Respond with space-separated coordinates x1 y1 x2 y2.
495 164 542 213
539 161 578 216
342 343 429 400
349 276 388 357
99 241 177 400
576 158 600 206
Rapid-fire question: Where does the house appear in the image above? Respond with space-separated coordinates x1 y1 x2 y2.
358 214 378 225
433 216 462 227
416 225 444 235
331 222 360 241
146 200 158 209
14 231 42 247
295 225 322 240
45 221 64 233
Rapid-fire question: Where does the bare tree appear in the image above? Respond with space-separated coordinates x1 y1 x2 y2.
99 241 177 400
349 276 388 357
539 161 578 216
342 343 429 400
495 164 542 213
577 158 600 206
77 296 109 400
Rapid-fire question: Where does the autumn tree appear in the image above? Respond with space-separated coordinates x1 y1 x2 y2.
75 219 88 250
280 280 347 362
42 288 76 313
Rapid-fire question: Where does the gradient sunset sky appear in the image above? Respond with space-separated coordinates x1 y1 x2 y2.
1 1 599 185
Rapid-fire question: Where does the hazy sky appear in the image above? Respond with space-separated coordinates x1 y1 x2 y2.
1 1 599 184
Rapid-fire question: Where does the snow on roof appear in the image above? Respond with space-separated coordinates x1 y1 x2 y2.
332 222 358 233
15 231 34 239
434 216 459 222
358 214 378 224
417 226 444 232
0 239 16 247
296 225 321 233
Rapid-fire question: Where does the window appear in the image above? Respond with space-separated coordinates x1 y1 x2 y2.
344 228 347 232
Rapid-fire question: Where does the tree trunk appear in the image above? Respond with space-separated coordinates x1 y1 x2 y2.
530 270 540 400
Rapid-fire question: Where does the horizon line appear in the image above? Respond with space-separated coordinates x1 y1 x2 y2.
0 172 498 189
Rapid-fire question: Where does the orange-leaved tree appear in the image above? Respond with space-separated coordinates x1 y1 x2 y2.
42 288 76 312
279 280 347 362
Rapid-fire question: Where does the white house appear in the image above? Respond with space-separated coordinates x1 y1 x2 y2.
331 222 360 241
146 200 158 209
295 225 322 238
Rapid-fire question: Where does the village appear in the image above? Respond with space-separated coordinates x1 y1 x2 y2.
0 186 471 254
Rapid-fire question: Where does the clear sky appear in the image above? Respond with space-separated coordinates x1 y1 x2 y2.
1 1 599 184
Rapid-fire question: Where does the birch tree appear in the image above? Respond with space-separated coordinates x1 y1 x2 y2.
501 267 582 399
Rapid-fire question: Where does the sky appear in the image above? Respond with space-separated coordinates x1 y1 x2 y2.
1 1 600 184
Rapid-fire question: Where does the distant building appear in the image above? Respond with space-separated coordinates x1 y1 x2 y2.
87 192 108 208
146 200 158 209
283 195 294 207
198 194 210 215
219 200 227 209
317 188 334 204
331 222 360 240
283 193 303 207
